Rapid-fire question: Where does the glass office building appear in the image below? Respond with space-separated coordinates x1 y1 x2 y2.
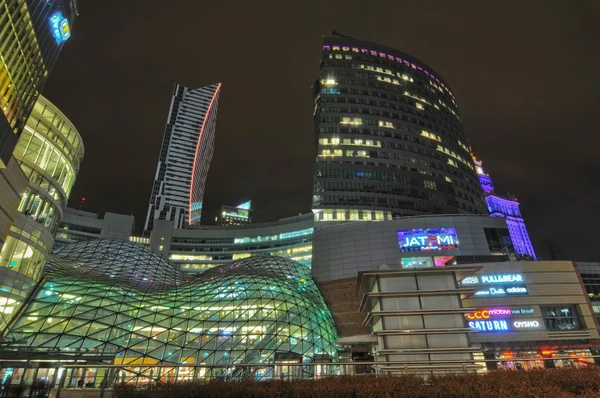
313 33 486 223
5 241 338 384
0 95 83 331
0 0 78 167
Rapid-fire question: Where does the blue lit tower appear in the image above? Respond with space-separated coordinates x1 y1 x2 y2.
473 156 536 259
145 83 221 233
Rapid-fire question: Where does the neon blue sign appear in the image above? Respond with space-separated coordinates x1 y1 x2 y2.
474 285 528 296
468 320 509 332
397 228 458 252
49 12 71 44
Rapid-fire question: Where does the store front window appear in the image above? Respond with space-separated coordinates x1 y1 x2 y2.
541 305 581 331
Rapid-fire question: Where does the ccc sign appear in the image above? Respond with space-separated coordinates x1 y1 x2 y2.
465 310 490 320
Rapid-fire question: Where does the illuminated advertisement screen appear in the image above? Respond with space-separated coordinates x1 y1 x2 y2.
397 228 458 252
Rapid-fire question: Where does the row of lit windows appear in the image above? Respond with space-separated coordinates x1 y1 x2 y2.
322 44 455 99
320 72 459 120
421 130 442 142
436 145 474 170
318 91 462 134
318 137 382 147
315 209 391 222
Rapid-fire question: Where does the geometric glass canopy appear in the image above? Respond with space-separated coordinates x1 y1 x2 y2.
6 240 338 380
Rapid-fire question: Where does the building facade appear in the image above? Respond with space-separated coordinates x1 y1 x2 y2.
313 214 513 339
312 34 486 224
0 0 77 166
217 200 252 226
55 208 136 245
144 83 221 233
150 213 314 272
474 156 536 259
0 95 83 331
461 261 599 370
53 209 313 272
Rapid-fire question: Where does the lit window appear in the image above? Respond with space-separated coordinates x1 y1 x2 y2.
346 150 354 157
321 79 337 85
331 137 340 145
357 150 368 157
378 120 395 129
340 117 362 125
333 46 340 51
416 103 424 110
421 130 441 142
343 138 351 145
445 176 452 183
333 149 343 156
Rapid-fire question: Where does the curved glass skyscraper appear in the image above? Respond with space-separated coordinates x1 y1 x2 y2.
312 34 486 223
145 83 221 233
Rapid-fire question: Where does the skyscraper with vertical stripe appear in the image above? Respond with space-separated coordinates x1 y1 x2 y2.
145 83 221 233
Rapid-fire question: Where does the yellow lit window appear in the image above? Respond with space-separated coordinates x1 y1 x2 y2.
346 150 354 156
421 130 441 142
331 137 340 145
320 149 331 157
378 120 395 129
340 117 362 125
343 138 351 145
333 149 343 156
354 139 363 145
445 176 452 183
318 138 328 145
416 103 424 110
320 79 337 85
357 150 368 157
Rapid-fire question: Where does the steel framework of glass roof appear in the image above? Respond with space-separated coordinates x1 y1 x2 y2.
5 240 338 380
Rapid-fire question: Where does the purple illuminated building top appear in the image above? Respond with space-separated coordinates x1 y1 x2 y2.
474 157 536 259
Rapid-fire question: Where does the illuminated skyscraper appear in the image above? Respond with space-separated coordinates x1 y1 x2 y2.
312 33 486 224
145 83 221 233
473 156 536 259
0 0 78 167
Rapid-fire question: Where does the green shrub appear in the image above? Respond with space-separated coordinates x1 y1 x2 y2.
112 368 600 398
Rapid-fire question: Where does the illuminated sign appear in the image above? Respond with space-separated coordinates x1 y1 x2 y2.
481 274 523 284
467 319 542 332
468 320 509 332
397 228 458 252
513 320 540 329
461 276 479 285
474 285 528 296
49 12 70 44
460 274 524 285
465 308 535 322
465 308 513 319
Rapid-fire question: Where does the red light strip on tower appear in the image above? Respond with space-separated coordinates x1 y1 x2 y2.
188 83 222 225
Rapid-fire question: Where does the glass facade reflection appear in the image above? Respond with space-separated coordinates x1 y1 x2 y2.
0 95 83 331
6 241 338 382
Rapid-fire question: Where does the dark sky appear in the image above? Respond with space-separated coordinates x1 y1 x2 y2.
43 1 600 261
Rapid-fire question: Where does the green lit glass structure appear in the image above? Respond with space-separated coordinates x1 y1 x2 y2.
6 240 338 382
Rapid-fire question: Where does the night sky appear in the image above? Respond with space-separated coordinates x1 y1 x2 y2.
42 1 599 261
